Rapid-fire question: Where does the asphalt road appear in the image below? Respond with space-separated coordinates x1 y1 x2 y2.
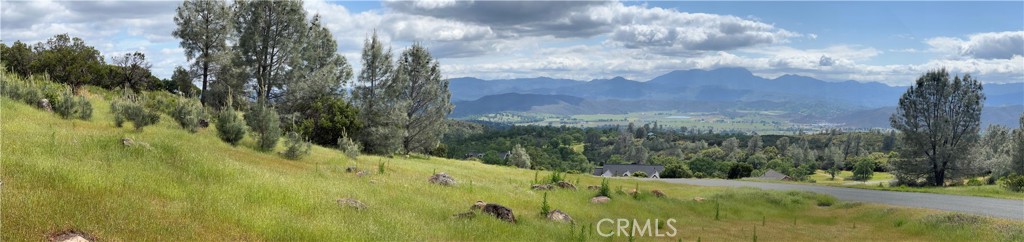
656 178 1024 220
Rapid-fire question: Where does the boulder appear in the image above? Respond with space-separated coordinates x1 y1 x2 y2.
122 138 134 146
693 196 705 202
470 200 487 210
345 166 359 173
587 185 601 190
356 171 368 177
337 198 367 210
652 190 666 198
481 203 516 223
429 173 456 186
628 189 639 196
48 229 94 242
555 181 577 190
38 99 53 112
590 196 610 204
530 184 552 190
546 209 573 223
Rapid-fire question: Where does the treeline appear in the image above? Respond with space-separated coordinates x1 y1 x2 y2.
1 0 453 157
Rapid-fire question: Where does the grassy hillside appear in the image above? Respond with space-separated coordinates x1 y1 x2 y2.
2 92 1022 241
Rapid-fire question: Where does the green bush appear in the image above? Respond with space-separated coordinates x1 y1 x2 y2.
337 135 361 159
291 96 361 147
965 178 983 186
53 90 92 120
111 95 160 131
540 192 550 217
631 171 648 177
727 163 754 179
814 193 836 207
171 97 206 133
1000 175 1024 192
597 178 611 197
216 108 246 146
245 104 282 152
549 171 564 183
282 131 312 160
852 158 876 181
661 163 692 178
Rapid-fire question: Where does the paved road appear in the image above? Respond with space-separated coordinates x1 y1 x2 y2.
656 178 1024 220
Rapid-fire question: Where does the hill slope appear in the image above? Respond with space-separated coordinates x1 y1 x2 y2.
1 93 1019 241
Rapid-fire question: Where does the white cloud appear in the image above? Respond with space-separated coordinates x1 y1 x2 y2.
927 31 1024 59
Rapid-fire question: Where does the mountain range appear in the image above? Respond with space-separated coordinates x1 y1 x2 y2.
448 67 1024 128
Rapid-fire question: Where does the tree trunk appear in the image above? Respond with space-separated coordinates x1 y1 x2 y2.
201 59 209 106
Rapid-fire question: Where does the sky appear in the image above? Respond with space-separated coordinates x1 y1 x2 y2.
2 0 1022 86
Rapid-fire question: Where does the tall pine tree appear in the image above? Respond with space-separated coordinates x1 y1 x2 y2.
351 32 407 154
396 43 453 154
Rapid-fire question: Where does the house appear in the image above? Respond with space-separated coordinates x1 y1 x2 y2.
756 169 793 181
500 151 513 160
592 164 665 178
464 153 485 159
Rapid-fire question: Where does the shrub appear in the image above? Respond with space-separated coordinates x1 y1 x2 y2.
291 96 361 147
216 108 246 146
171 97 206 133
548 171 564 183
1000 175 1024 192
966 178 984 186
814 194 836 207
337 135 361 159
540 192 551 217
111 95 160 131
245 104 282 151
632 171 648 177
597 178 611 197
727 163 754 179
661 163 692 178
53 90 92 120
852 159 876 181
282 131 312 160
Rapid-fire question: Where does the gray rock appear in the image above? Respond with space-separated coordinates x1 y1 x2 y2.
547 209 573 223
452 211 476 219
587 185 601 190
481 203 516 223
429 173 456 186
531 184 552 190
337 198 367 210
38 99 53 112
591 196 610 204
345 166 359 173
555 181 577 190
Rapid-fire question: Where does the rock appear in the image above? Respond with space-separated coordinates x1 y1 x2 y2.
547 209 573 223
652 190 666 198
471 200 487 210
693 196 705 202
337 198 367 210
530 184 552 190
628 189 639 196
356 171 368 177
587 185 601 190
38 99 53 112
590 196 610 204
452 211 476 219
555 181 577 190
48 229 94 242
345 166 359 173
481 203 516 223
429 173 456 186
198 119 209 128
122 138 134 146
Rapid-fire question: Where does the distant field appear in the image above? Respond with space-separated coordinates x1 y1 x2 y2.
758 170 1024 200
466 111 838 134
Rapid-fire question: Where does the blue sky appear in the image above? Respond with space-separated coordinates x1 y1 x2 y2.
2 0 1022 86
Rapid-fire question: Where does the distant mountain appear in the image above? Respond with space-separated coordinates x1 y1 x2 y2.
829 105 1024 129
449 67 1023 108
451 93 584 117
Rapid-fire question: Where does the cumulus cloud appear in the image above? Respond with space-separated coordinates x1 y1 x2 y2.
927 31 1024 59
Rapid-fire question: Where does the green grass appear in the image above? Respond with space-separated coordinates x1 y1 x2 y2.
2 92 1021 241
809 170 895 185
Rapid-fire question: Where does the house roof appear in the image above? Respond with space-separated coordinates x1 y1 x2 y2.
592 164 665 176
757 169 791 180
